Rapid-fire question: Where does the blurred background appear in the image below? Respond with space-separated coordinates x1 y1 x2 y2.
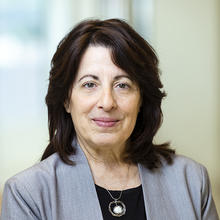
0 0 219 214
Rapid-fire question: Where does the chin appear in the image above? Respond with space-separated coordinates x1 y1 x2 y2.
91 134 123 147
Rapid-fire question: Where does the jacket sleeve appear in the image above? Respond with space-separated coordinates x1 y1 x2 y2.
0 178 40 220
201 166 219 220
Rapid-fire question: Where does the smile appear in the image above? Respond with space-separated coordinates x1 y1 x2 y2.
92 118 120 128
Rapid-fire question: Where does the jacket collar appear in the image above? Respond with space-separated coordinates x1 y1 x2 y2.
138 163 175 219
71 139 172 220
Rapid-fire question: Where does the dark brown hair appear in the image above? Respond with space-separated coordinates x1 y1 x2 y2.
42 18 175 169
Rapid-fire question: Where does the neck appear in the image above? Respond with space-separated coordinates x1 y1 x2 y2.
76 137 141 190
77 136 127 168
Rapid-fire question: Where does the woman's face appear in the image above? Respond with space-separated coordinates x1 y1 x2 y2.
66 46 141 150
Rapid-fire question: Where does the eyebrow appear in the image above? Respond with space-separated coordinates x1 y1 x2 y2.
78 74 99 82
78 74 132 82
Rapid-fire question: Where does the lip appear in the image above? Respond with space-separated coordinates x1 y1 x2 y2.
92 117 120 128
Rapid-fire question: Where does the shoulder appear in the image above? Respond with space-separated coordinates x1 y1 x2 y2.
3 149 87 196
160 155 219 218
5 153 65 193
140 154 209 189
4 145 88 195
163 154 206 172
152 154 211 193
139 156 219 218
161 154 207 181
1 150 91 219
1 153 66 218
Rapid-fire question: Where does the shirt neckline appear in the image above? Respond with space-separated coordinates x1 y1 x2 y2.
95 184 142 194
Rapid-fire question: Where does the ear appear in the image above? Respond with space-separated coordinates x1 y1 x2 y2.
64 101 70 113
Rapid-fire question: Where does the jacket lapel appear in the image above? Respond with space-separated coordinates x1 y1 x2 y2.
67 141 104 220
138 163 177 220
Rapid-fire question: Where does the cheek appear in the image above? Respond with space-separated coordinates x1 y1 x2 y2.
119 96 141 116
70 95 95 116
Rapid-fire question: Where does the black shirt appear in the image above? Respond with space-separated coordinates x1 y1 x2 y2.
95 184 147 220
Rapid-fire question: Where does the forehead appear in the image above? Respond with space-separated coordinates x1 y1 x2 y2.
76 45 128 78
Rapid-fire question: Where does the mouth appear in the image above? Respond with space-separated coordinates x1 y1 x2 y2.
92 117 120 128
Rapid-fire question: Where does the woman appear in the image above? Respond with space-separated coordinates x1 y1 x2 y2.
1 19 219 220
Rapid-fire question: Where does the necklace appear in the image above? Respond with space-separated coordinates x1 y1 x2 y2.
106 189 126 217
105 164 130 217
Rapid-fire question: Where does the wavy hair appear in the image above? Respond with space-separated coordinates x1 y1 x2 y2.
42 18 175 169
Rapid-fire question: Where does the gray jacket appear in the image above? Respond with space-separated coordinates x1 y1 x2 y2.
1 143 219 220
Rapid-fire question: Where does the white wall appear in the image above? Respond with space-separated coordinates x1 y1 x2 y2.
154 0 220 213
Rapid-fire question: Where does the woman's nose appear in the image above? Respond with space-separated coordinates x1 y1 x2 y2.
97 88 117 111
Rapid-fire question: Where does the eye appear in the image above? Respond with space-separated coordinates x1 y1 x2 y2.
83 82 96 88
117 83 130 89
